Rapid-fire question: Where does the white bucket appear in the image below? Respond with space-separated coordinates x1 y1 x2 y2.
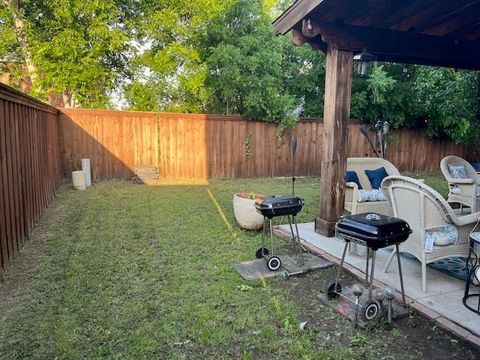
81 159 91 187
72 170 87 190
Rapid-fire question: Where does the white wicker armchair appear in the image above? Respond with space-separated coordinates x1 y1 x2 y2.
440 155 480 213
381 175 478 293
344 157 400 215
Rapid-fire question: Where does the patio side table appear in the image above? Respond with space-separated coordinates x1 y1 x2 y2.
463 232 480 314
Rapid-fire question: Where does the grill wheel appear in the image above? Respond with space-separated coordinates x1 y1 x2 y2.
267 256 281 271
362 300 382 321
255 247 269 259
325 280 342 300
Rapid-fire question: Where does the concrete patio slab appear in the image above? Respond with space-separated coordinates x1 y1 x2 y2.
231 253 332 281
273 222 480 347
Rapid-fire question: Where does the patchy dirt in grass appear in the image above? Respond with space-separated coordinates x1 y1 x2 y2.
275 245 480 360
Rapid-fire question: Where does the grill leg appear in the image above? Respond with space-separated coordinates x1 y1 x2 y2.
368 250 376 301
335 242 349 290
395 244 407 307
293 216 301 247
287 215 295 242
261 218 267 249
288 215 304 263
293 216 304 259
269 219 274 255
293 216 307 265
383 247 396 273
365 247 370 284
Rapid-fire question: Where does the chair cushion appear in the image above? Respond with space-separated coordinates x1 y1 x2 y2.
345 171 362 189
449 185 480 197
365 167 389 189
425 225 458 253
357 189 387 202
448 164 467 179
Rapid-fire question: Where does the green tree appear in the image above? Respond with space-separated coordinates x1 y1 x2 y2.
351 63 480 144
202 0 325 130
124 0 232 113
351 63 422 128
413 67 478 143
1 0 137 107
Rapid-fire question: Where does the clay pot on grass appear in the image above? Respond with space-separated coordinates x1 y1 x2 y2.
233 193 265 230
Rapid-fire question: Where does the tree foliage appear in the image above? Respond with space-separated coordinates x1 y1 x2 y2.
1 0 137 107
202 0 303 128
124 0 232 113
351 63 480 144
211 0 325 123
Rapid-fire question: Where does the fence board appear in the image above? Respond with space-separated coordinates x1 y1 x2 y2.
0 83 62 273
60 109 470 180
0 100 8 269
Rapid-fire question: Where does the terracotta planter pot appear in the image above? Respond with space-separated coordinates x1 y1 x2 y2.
233 193 265 230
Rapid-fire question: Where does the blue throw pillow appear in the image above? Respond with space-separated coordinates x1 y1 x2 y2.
365 167 388 189
345 171 362 189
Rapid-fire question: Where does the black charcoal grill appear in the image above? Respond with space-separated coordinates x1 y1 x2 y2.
254 195 304 271
329 213 411 323
255 195 304 219
252 137 306 272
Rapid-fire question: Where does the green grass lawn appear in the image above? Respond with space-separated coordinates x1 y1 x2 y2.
0 174 457 359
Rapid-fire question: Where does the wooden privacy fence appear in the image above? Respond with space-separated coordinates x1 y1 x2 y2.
0 84 62 272
0 84 471 273
60 109 469 180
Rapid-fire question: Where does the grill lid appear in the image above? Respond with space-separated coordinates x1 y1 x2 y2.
335 213 411 246
255 195 303 209
255 195 304 218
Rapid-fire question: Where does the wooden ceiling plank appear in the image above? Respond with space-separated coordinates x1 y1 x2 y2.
377 0 435 29
349 0 417 27
312 0 370 24
415 0 480 33
465 25 480 41
301 20 480 70
389 0 461 32
452 21 480 38
424 5 480 37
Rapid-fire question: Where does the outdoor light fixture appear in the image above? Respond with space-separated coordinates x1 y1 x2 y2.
353 50 377 77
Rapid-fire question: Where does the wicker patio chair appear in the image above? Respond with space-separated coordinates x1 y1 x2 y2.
344 157 400 216
440 155 480 213
381 175 478 293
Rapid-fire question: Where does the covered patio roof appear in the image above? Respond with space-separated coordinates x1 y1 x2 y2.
274 0 480 70
273 1 480 237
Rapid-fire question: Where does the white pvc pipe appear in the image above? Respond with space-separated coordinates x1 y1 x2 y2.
72 170 87 190
81 159 91 187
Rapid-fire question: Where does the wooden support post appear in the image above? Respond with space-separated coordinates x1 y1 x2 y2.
315 43 353 237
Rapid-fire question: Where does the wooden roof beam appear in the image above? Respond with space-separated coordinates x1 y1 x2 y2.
291 27 326 52
273 0 325 35
301 19 480 70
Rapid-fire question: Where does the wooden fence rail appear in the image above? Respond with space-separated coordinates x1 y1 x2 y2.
0 83 62 272
60 109 469 180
